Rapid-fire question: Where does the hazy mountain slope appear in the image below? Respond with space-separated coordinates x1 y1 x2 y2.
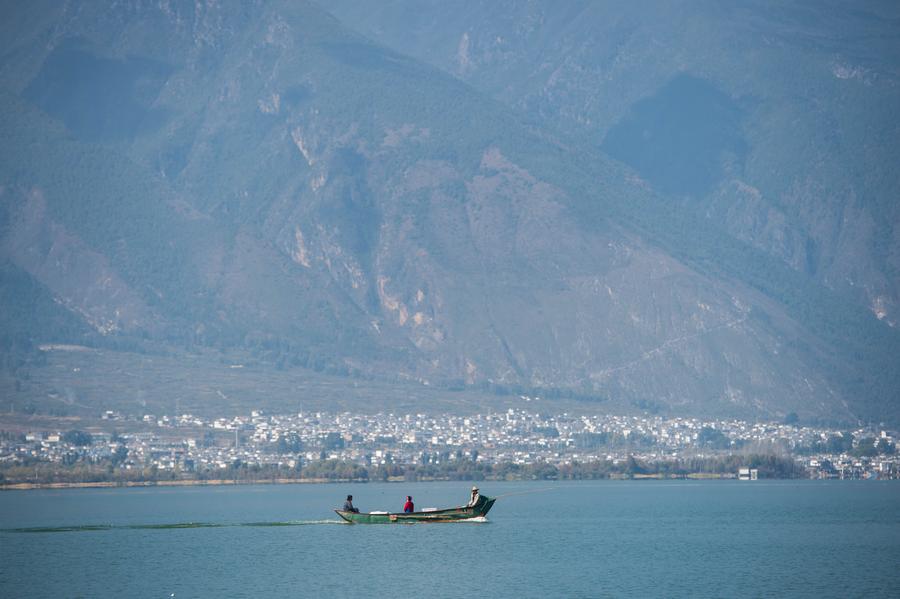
327 0 900 329
1 1 897 423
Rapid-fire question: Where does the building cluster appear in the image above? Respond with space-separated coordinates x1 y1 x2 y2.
2 407 898 479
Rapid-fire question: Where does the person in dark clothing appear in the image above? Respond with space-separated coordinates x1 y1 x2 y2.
403 495 414 513
343 494 359 513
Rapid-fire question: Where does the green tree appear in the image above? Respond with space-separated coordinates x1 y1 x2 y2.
322 432 344 450
825 433 854 454
110 444 129 466
697 427 729 449
852 438 878 458
63 430 93 446
875 438 895 455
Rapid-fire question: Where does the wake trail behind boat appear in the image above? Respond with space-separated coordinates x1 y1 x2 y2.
2 520 347 533
238 520 345 527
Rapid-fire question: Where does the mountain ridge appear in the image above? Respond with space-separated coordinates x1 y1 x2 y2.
328 0 900 328
0 0 897 424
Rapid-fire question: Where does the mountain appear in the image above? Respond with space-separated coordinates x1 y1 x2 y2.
0 0 897 424
327 0 900 327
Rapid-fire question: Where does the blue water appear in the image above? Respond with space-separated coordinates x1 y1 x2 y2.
1 481 898 597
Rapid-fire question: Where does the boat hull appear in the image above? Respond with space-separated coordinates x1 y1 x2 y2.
335 495 495 524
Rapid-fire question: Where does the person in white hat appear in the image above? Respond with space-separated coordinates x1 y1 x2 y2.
467 486 480 507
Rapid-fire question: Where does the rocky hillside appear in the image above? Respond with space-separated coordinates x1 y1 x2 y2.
0 1 897 423
329 0 900 328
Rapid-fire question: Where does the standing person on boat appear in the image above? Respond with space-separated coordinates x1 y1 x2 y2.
467 486 480 507
343 495 359 513
403 496 415 513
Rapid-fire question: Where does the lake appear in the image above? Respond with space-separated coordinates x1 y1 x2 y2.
1 481 898 597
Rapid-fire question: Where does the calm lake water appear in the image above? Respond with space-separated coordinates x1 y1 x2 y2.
1 480 898 598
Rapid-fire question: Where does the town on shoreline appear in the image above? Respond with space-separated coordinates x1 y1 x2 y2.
2 408 898 488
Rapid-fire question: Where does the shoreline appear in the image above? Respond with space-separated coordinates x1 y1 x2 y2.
0 472 759 491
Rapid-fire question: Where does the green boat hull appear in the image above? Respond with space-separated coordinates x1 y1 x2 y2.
335 495 495 524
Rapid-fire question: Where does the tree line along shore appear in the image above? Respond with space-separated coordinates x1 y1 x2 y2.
0 453 810 489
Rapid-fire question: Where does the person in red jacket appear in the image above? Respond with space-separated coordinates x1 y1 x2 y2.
403 495 414 513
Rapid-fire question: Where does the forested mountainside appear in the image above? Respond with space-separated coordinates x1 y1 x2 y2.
0 1 897 423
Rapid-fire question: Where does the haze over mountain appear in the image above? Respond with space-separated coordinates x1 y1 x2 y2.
0 0 897 424
329 0 900 325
